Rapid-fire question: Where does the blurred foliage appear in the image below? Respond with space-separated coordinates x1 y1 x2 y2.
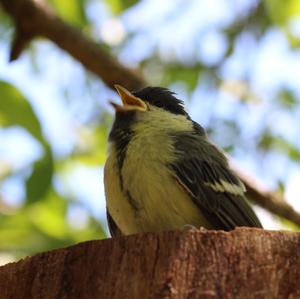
104 0 139 14
47 0 88 27
0 80 105 259
259 131 300 162
265 0 300 25
1 0 300 263
0 81 43 140
265 0 300 47
162 64 204 92
0 190 104 257
0 81 54 203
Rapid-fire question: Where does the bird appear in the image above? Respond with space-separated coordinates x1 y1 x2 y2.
104 85 262 236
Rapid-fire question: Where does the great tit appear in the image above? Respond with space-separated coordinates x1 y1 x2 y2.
104 85 262 236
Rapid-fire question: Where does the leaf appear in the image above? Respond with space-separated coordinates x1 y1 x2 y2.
258 131 300 162
0 81 43 141
0 191 106 257
0 10 12 39
71 125 108 165
264 0 300 47
162 63 203 92
48 0 88 27
25 145 54 204
0 80 54 203
104 0 139 14
29 190 69 239
278 89 298 109
265 0 300 25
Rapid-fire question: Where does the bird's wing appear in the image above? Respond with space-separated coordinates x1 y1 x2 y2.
107 209 123 237
170 134 262 230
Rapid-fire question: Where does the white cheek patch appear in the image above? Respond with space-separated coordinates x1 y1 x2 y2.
133 105 193 134
204 179 245 196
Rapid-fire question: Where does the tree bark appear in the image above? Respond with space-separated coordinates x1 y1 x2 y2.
0 229 300 299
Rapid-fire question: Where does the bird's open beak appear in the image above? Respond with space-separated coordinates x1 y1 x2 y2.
110 85 147 112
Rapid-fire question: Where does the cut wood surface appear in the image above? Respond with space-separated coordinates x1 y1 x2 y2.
1 228 300 299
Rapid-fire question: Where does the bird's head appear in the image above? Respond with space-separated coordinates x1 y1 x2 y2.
111 85 188 117
109 85 191 140
108 85 207 156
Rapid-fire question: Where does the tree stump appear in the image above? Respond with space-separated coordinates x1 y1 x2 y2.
0 228 300 299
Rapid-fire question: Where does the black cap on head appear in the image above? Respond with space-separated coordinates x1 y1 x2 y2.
133 87 188 116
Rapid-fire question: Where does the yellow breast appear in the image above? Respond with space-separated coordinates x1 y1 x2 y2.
104 152 212 235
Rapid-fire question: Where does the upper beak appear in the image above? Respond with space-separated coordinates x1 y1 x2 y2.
111 85 147 112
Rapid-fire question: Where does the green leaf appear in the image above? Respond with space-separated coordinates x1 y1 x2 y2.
29 191 69 239
0 80 54 203
0 10 13 39
26 145 54 204
265 0 300 25
0 191 106 257
104 0 139 14
264 0 300 47
259 132 300 162
71 125 108 165
162 63 203 92
48 0 87 27
278 89 298 109
0 81 43 141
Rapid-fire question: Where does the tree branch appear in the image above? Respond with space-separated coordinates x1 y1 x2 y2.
1 0 300 228
0 0 146 90
235 167 300 227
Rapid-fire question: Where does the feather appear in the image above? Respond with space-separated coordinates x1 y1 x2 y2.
170 132 262 230
133 87 188 116
106 210 122 236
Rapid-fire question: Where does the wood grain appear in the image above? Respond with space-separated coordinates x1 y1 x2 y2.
1 229 300 299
